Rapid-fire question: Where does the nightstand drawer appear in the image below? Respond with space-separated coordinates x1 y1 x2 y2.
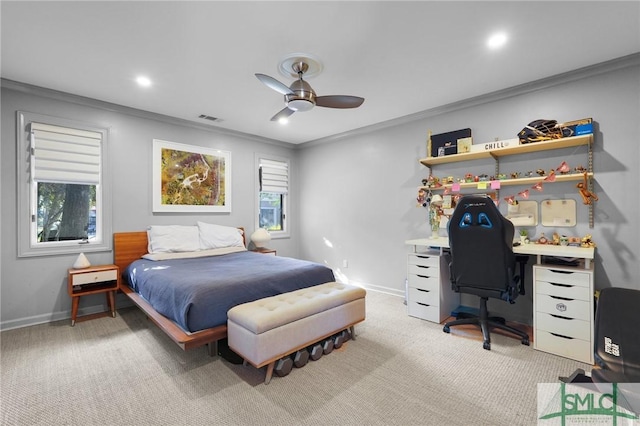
536 294 590 320
408 274 440 291
535 330 592 364
534 267 590 287
408 253 440 268
72 269 118 286
407 286 440 306
535 281 591 301
536 312 591 341
407 301 441 323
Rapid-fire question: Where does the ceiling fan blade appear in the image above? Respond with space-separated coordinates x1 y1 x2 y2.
315 95 364 109
270 107 295 122
255 73 293 95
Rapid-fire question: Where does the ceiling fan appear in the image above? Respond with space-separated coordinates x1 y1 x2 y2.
255 61 364 122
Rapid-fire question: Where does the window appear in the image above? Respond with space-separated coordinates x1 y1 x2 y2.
256 155 289 238
17 112 111 257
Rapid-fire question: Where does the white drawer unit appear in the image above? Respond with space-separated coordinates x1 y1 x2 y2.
533 264 594 364
406 251 459 323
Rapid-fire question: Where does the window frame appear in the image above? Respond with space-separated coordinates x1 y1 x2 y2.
255 153 290 239
17 111 112 257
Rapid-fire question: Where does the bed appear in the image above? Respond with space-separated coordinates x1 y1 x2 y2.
113 226 335 354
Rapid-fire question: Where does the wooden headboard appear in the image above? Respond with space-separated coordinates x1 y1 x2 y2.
113 227 246 274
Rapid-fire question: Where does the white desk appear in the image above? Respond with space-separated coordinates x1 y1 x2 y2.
405 237 595 269
405 237 596 364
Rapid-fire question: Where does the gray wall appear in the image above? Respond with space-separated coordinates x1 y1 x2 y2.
1 85 299 329
298 57 640 324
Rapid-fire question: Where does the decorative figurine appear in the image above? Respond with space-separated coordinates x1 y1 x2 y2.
416 189 429 207
422 175 442 189
525 171 535 178
464 173 473 183
576 172 598 205
574 165 587 174
537 233 548 244
581 234 596 248
510 171 521 179
536 168 546 176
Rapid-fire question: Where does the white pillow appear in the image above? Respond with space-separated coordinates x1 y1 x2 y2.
142 246 246 261
147 225 200 253
197 222 244 249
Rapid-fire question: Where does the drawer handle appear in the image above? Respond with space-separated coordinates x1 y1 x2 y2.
550 332 574 340
416 288 431 293
416 255 433 260
416 302 431 307
549 283 572 288
548 270 575 274
415 265 431 269
416 274 432 279
550 314 572 320
550 295 573 301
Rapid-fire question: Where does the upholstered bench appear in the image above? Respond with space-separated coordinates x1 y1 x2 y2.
227 281 366 384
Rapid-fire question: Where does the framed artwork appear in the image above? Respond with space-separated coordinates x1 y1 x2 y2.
152 139 231 212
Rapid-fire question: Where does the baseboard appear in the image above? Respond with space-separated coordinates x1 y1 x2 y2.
337 279 405 299
0 298 135 332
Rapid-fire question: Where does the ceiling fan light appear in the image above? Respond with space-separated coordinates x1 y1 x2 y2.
287 99 314 112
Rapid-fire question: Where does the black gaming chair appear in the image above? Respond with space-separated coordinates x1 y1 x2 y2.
443 194 530 350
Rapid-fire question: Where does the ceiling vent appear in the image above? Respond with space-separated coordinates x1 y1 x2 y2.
198 114 221 122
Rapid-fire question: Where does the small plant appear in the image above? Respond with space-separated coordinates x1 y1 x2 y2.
519 229 528 237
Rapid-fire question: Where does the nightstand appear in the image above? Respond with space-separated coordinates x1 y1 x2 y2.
252 247 276 256
67 264 119 326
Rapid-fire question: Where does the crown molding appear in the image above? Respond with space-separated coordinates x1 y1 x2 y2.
299 53 640 149
0 78 292 149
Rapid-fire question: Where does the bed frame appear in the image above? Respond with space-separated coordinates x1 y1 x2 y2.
113 229 245 356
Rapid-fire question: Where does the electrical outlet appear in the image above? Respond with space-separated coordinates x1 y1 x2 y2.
342 259 349 268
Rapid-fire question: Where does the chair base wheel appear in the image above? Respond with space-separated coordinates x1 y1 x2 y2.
483 341 491 350
522 337 530 346
443 325 450 333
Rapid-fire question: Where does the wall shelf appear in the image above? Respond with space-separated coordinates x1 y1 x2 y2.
421 172 594 191
419 134 593 167
418 132 595 227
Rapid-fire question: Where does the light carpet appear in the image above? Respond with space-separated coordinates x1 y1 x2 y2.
1 291 590 425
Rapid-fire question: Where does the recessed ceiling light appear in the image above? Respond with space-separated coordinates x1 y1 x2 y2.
278 117 289 125
136 76 152 87
487 32 508 49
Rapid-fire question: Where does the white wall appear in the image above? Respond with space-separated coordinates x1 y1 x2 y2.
298 57 640 324
0 85 299 330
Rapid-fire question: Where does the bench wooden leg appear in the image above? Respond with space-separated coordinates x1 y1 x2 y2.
350 325 356 340
265 362 275 385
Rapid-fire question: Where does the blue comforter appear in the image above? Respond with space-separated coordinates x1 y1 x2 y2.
124 251 335 332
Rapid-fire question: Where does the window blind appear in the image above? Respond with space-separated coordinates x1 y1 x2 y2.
30 122 102 185
259 158 288 194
